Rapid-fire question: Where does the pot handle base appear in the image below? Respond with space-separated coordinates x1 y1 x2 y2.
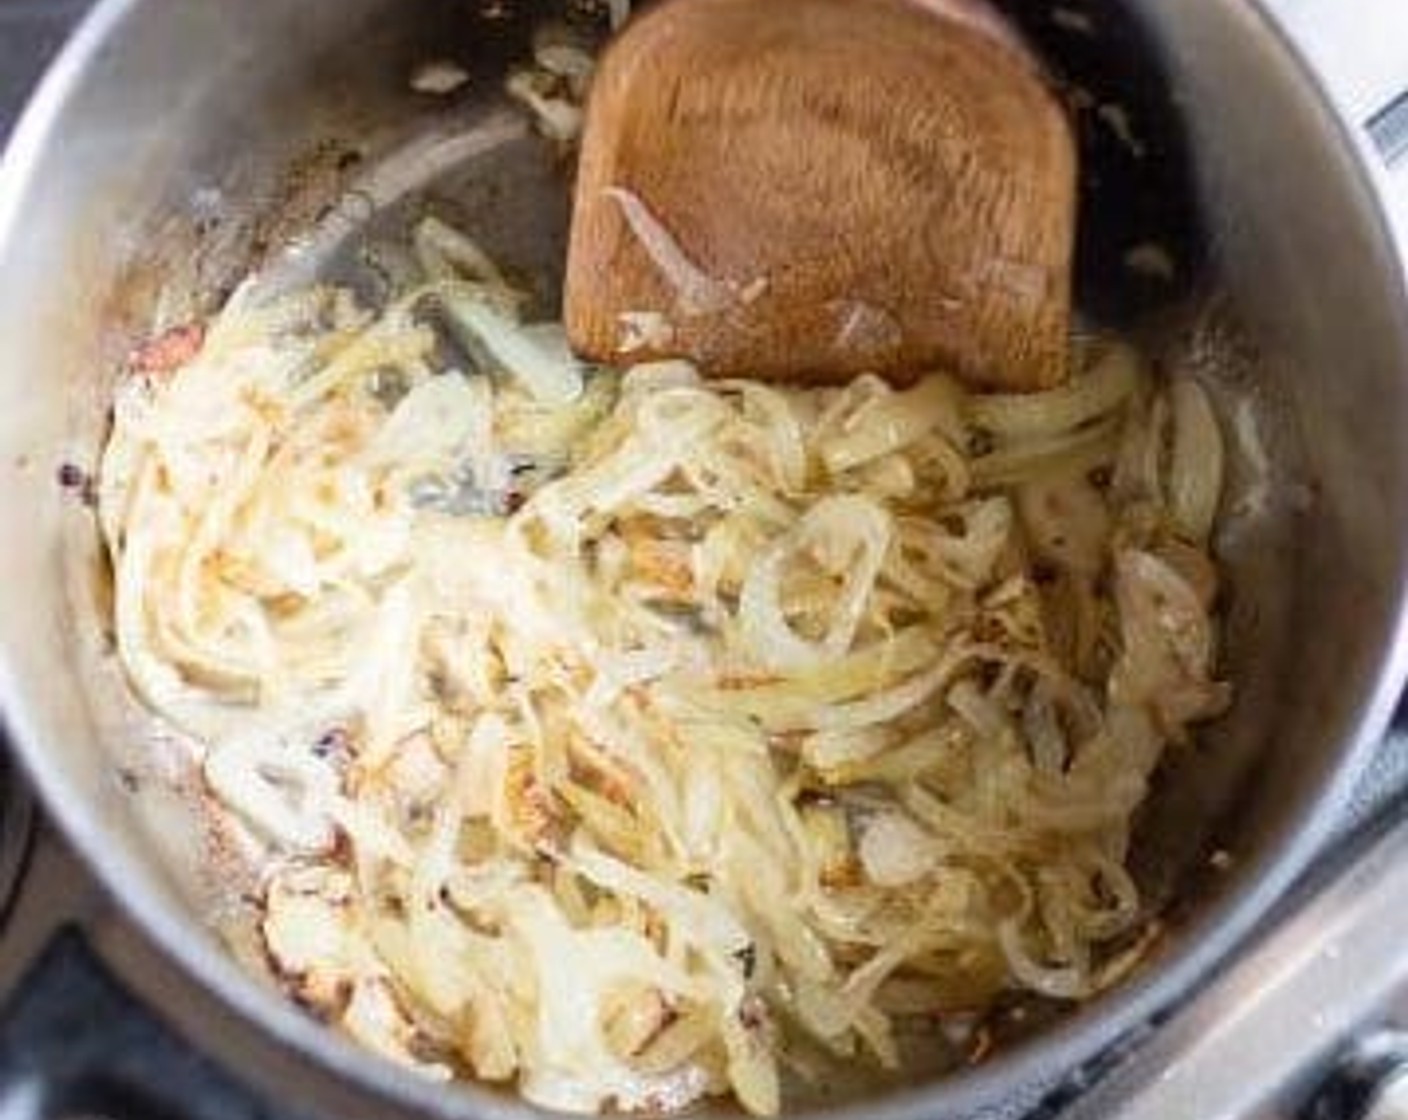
0 925 313 1120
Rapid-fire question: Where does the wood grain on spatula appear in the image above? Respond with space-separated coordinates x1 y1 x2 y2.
564 0 1076 390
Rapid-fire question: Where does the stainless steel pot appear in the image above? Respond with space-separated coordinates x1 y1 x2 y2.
1 1 1407 1117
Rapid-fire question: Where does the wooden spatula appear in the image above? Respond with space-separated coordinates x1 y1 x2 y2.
563 0 1076 391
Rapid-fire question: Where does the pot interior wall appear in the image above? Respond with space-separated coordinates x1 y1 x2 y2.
0 0 1405 1117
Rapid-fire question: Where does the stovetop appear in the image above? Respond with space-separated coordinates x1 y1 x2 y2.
4 3 1408 1120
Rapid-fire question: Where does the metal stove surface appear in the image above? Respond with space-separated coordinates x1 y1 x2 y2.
4 3 1408 1120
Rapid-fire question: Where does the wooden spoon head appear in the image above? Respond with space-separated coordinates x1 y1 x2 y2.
564 0 1076 391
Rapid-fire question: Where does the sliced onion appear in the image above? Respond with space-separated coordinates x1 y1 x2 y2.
820 375 963 474
1111 549 1230 728
505 68 584 142
967 340 1144 440
806 649 971 734
532 25 596 95
1016 471 1111 577
413 216 510 289
970 414 1123 488
99 206 1234 1116
738 496 891 670
438 287 584 405
205 732 339 852
363 371 487 470
859 813 939 887
997 919 1089 999
1167 377 1224 543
